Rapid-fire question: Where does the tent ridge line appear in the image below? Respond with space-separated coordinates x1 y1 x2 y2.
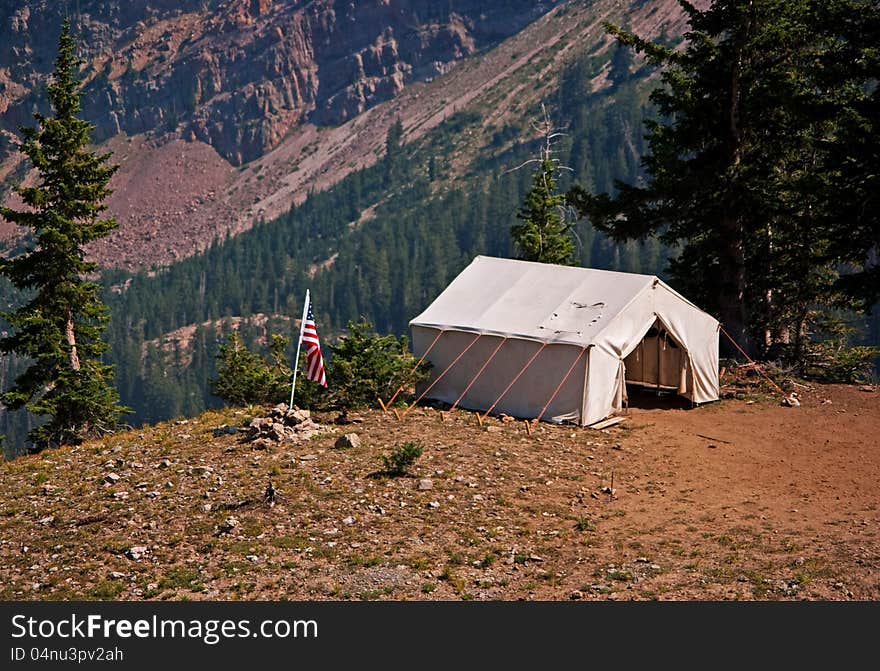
410 323 586 347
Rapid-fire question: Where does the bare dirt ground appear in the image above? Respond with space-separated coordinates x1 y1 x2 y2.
0 380 876 602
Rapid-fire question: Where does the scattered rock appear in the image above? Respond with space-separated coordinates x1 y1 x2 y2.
245 555 260 563
782 393 800 407
246 404 327 443
111 491 129 500
218 517 239 534
335 433 361 449
485 425 502 433
334 410 364 424
157 459 171 469
213 424 239 436
104 473 121 484
188 465 214 477
858 385 875 393
569 590 584 600
427 501 440 509
286 408 311 425
417 478 434 491
342 516 355 525
37 516 55 526
108 571 126 580
125 546 149 560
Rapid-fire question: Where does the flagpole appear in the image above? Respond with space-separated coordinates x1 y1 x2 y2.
289 289 310 408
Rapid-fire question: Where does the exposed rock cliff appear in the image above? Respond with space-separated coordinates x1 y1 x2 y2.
1 0 557 165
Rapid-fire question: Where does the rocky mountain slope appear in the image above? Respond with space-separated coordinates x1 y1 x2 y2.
2 0 555 164
0 0 693 270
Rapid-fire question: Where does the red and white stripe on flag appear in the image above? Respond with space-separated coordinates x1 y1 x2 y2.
301 297 327 387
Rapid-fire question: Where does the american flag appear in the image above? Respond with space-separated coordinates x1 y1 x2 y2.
301 298 327 387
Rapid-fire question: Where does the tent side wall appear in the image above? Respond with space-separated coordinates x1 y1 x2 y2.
411 325 588 424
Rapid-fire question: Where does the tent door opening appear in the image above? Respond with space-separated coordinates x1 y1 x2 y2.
623 320 688 395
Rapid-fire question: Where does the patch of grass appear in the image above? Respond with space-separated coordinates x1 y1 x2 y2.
241 520 265 537
272 535 305 550
478 553 495 569
607 568 633 582
446 551 465 566
225 540 257 555
421 583 437 594
158 568 205 593
90 580 125 600
747 571 772 597
440 566 466 594
574 516 595 532
347 553 383 568
410 557 430 570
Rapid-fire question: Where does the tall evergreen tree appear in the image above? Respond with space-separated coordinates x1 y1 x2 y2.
511 107 575 266
0 21 127 451
511 158 575 265
568 0 880 356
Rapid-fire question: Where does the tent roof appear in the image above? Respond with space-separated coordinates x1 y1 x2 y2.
410 256 673 347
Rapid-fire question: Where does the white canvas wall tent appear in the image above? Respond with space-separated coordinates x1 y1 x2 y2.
409 256 720 426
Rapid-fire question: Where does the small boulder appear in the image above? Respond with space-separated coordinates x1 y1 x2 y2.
417 478 434 491
125 546 149 560
334 433 361 449
104 473 120 484
218 516 239 535
286 408 311 425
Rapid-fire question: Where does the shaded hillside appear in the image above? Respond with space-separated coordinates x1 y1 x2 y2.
1 0 691 270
